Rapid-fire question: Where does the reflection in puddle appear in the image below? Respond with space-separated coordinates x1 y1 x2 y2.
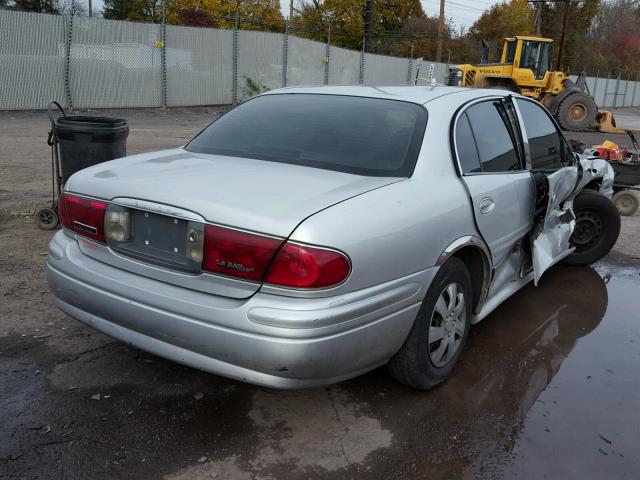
343 264 630 479
167 264 628 479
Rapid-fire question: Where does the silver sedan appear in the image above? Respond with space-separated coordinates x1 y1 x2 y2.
47 86 620 389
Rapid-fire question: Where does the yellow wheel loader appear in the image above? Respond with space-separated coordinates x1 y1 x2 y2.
446 36 622 133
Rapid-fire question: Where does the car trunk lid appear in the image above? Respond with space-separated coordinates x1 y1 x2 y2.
65 148 402 298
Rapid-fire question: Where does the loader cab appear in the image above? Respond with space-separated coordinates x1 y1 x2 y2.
503 37 553 80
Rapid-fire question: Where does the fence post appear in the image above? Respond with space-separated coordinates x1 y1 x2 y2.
592 71 600 105
232 12 239 106
604 72 611 108
63 13 74 110
633 73 639 107
623 72 631 107
613 73 621 108
282 21 289 87
359 43 365 84
406 58 413 84
160 1 167 108
323 25 330 85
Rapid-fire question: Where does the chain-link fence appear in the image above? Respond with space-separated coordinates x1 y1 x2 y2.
1 10 438 110
6 10 638 111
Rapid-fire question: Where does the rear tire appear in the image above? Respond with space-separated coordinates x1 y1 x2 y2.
387 257 472 390
556 93 598 131
613 190 640 216
562 190 621 266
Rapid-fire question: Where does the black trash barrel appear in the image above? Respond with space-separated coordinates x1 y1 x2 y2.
55 116 129 183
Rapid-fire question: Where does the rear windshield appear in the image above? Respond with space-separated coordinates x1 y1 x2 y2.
186 94 428 177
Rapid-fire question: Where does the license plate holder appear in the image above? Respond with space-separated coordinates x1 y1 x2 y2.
110 210 203 272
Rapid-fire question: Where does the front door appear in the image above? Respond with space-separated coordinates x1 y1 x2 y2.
514 97 579 283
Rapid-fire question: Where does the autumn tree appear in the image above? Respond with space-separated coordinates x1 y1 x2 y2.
293 0 426 51
177 7 219 27
539 0 599 72
103 0 134 19
10 0 59 13
383 16 454 59
469 0 534 61
580 0 640 74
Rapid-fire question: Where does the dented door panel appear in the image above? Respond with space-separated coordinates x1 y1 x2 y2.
531 166 578 284
530 158 615 284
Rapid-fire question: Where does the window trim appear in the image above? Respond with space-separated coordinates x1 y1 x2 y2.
450 96 528 177
511 96 568 171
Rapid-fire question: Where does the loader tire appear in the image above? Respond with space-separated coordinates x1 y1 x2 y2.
556 93 598 131
562 190 621 266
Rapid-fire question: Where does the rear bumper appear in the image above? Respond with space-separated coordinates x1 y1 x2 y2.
47 231 436 388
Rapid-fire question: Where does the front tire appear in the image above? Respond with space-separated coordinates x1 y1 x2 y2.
562 190 621 266
387 257 472 390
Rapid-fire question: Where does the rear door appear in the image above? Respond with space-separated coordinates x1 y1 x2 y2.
454 98 535 268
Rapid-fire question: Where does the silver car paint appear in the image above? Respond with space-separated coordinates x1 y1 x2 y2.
48 86 615 388
66 149 400 238
66 149 402 298
48 230 433 388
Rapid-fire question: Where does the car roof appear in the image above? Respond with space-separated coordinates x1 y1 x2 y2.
261 85 504 105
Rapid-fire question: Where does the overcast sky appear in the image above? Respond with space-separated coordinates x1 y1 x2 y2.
88 0 500 31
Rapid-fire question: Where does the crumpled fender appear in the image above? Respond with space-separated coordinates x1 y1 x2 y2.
574 156 615 199
531 157 615 285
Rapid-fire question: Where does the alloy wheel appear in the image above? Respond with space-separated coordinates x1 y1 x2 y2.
428 282 466 368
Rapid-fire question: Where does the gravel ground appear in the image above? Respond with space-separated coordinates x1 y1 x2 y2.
1 106 639 480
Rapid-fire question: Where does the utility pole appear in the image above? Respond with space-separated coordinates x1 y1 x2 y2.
363 0 374 53
534 0 542 35
435 0 445 63
289 0 293 21
556 0 570 71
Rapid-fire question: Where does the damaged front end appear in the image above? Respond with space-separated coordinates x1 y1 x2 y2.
531 156 615 284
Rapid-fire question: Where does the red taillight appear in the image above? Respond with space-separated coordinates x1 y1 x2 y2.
58 193 107 243
265 243 351 289
202 225 283 281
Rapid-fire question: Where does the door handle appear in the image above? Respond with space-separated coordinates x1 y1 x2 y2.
479 197 495 215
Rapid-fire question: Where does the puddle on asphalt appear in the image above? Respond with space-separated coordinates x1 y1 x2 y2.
343 260 640 479
165 389 392 479
162 260 639 479
3 259 639 479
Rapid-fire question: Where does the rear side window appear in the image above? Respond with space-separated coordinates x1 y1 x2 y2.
186 94 428 177
516 99 563 170
461 100 522 173
455 113 481 173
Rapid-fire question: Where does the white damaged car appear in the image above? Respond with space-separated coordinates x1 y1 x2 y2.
47 86 620 389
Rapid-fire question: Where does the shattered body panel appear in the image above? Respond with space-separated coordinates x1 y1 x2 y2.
531 157 615 284
577 155 615 198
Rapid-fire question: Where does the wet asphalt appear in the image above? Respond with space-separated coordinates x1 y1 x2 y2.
1 107 639 479
2 258 639 479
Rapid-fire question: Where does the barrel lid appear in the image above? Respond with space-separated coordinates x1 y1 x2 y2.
55 116 128 131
